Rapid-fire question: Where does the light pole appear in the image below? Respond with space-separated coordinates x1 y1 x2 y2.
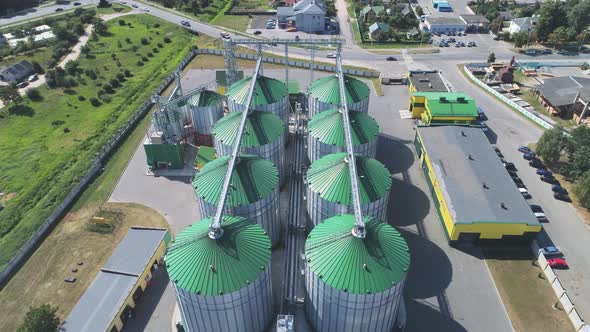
579 28 589 52
526 27 532 48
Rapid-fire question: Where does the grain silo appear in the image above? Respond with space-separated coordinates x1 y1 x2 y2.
167 215 273 332
193 154 281 246
305 152 391 226
213 111 286 186
186 90 224 135
304 214 410 332
307 108 379 162
227 75 289 126
308 74 370 117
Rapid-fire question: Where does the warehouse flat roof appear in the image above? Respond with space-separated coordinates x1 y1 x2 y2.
62 271 138 332
103 227 168 276
408 71 448 92
417 126 540 226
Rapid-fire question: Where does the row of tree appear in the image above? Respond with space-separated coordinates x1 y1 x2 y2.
536 126 590 207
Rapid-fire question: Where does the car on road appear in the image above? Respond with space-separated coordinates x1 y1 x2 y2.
16 81 29 88
547 257 568 269
326 53 337 58
181 21 190 27
519 187 532 199
55 7 64 12
530 204 547 221
448 37 456 43
467 41 476 47
73 2 81 5
529 159 545 168
554 192 572 202
28 74 38 82
220 32 230 39
523 153 536 160
253 30 262 35
455 42 461 47
143 7 150 11
386 56 397 61
541 175 558 184
132 4 138 8
536 169 553 176
518 145 532 153
539 246 561 256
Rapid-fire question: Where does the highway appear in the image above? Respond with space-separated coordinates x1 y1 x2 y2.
0 0 99 27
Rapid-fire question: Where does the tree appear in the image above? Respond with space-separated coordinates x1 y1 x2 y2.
567 0 590 34
31 61 44 74
548 26 569 48
415 5 424 16
94 19 108 35
487 52 496 63
98 0 110 7
536 126 566 162
25 88 42 101
568 145 590 179
80 44 91 57
64 60 79 76
573 171 590 208
535 0 566 40
0 85 22 106
18 304 60 332
373 30 389 43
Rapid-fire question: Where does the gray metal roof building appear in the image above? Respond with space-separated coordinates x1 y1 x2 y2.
536 76 590 107
417 126 540 226
408 70 449 92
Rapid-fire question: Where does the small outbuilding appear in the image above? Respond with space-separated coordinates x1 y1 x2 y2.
0 60 34 83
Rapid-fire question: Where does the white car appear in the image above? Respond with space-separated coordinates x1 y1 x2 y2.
326 53 337 58
539 246 561 256
518 187 531 199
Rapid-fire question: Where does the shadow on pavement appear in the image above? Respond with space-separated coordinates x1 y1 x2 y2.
403 299 468 332
387 178 430 227
400 229 453 300
376 133 414 174
122 266 171 332
484 125 498 145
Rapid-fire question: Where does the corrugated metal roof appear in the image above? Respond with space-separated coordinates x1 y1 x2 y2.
186 90 222 107
212 111 284 148
305 214 410 293
309 75 370 104
413 92 478 118
166 216 271 296
194 154 278 206
286 80 300 94
308 108 379 146
195 146 216 170
227 75 288 106
306 152 391 205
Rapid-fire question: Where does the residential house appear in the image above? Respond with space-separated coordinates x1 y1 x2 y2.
421 17 466 33
277 6 295 28
277 0 326 32
360 5 385 21
535 76 590 123
369 22 390 39
386 3 412 16
508 16 538 35
0 60 34 83
460 14 490 32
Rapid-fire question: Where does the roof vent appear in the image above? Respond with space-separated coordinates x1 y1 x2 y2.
428 83 433 88
461 131 467 137
467 154 474 160
457 97 466 103
209 265 216 273
439 96 447 102
500 202 507 210
483 183 489 189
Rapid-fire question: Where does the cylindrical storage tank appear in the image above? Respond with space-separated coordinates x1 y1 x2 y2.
193 154 281 246
307 108 379 162
226 75 289 126
308 74 370 118
213 111 286 186
187 90 224 135
306 152 391 227
304 214 410 332
167 215 273 332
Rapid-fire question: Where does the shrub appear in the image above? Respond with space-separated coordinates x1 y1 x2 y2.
140 37 149 45
116 60 121 67
154 23 160 28
163 36 171 43
131 45 139 52
152 47 159 53
90 97 101 106
26 88 42 101
51 120 65 126
157 43 163 48
102 82 114 93
118 19 126 26
117 40 122 48
63 127 70 133
147 52 153 57
99 94 112 102
109 78 120 88
125 37 132 44
124 69 131 77
116 73 125 81
111 53 117 59
31 61 44 74
78 95 86 101
141 56 148 62
85 69 97 80
136 60 144 66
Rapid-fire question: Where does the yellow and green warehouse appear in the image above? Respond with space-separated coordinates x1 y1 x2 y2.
410 92 479 125
63 227 170 332
414 126 541 243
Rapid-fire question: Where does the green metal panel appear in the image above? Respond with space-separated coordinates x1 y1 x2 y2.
309 75 370 104
227 75 288 106
144 142 184 169
412 92 478 118
195 146 216 170
306 152 391 205
305 214 410 293
166 215 271 295
286 80 300 94
308 108 379 146
193 154 278 206
216 70 244 86
182 90 222 108
212 111 284 148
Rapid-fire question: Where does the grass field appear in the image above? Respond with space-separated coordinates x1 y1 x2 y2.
0 14 196 269
0 47 54 70
96 3 133 15
484 245 573 332
0 202 169 332
211 14 251 31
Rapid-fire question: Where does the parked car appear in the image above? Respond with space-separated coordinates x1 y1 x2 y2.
55 7 63 12
504 162 516 171
132 4 139 8
28 74 38 82
386 56 397 61
551 185 567 194
253 30 262 35
468 41 476 47
477 107 487 120
541 175 558 184
523 153 536 160
326 53 337 58
518 145 532 153
513 177 525 187
493 146 503 158
519 187 532 199
542 48 552 54
507 168 518 176
530 205 547 221
181 21 190 27
16 81 28 88
547 257 568 269
529 159 545 168
554 192 572 202
480 122 488 132
536 169 553 176
539 246 561 256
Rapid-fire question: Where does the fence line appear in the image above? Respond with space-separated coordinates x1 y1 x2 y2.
0 49 198 289
532 240 589 331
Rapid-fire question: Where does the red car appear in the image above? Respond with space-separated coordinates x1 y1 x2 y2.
547 257 568 269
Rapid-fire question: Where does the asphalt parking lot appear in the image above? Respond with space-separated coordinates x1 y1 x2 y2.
250 15 275 29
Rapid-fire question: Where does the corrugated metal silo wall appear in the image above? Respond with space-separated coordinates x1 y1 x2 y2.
215 136 286 187
307 97 369 118
307 136 377 163
198 188 281 247
174 263 273 332
228 96 290 128
304 266 405 332
305 188 390 227
190 103 224 134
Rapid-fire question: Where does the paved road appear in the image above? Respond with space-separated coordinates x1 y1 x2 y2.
0 0 99 27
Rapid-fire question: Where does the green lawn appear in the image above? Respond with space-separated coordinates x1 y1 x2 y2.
211 14 251 31
0 47 54 70
0 14 195 269
96 3 132 15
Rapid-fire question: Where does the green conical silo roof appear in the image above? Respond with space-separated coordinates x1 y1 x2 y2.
306 153 391 205
309 75 370 104
227 75 288 106
308 108 379 146
212 111 284 148
166 215 271 296
305 214 410 294
187 90 222 107
194 154 278 206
